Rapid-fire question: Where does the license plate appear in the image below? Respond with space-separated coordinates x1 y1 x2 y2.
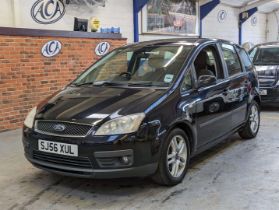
260 89 267 95
38 140 78 157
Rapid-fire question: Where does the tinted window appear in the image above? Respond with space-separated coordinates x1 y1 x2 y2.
194 45 224 80
252 47 279 65
237 47 253 71
73 45 192 87
221 44 242 76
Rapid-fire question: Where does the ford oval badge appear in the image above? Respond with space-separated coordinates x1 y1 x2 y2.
53 124 66 132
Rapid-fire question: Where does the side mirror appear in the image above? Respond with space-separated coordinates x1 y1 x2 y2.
198 75 217 88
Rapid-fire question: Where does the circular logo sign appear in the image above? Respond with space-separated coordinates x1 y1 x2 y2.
218 10 227 23
251 16 257 26
95 42 110 56
31 0 66 24
42 40 62 57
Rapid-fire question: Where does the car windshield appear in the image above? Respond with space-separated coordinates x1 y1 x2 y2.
251 46 279 65
72 44 193 87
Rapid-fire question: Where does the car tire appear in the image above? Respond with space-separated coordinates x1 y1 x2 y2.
239 101 260 139
152 128 190 186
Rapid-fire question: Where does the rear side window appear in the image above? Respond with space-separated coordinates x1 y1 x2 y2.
221 43 242 76
237 47 254 71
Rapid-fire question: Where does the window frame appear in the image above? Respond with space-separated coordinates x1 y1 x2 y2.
180 66 195 95
235 46 254 72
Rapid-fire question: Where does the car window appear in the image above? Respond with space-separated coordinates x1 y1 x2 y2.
181 71 192 92
252 46 279 65
221 44 242 76
194 45 224 81
237 47 254 72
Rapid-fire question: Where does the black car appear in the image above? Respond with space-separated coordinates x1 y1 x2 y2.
249 42 279 106
23 38 261 186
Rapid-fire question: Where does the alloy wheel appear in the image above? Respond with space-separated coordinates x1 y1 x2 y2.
167 135 187 178
249 104 259 134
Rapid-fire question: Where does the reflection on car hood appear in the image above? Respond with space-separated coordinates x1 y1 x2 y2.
36 86 166 124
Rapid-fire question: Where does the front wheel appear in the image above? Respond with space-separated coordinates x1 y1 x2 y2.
152 128 190 186
239 101 260 139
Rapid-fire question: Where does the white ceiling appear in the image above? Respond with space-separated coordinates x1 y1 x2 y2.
220 0 279 13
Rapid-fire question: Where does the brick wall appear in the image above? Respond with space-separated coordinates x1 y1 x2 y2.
0 35 126 132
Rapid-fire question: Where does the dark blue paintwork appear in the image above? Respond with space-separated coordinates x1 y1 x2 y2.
23 38 261 178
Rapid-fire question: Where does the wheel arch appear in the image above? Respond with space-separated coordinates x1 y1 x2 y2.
168 122 196 156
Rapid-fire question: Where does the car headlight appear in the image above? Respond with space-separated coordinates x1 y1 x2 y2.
24 107 37 128
95 113 145 135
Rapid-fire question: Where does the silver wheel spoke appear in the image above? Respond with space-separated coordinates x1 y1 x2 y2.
249 105 259 133
168 158 176 165
168 153 176 160
167 135 188 178
178 142 185 155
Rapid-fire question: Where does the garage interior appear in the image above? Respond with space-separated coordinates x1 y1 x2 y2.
0 0 279 209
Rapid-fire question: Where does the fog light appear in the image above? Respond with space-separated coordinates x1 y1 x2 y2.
121 156 130 165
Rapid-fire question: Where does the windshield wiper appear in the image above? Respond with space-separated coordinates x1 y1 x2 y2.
127 82 170 87
72 82 94 87
92 81 125 86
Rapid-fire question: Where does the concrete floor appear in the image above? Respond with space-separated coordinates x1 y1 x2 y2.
0 110 279 210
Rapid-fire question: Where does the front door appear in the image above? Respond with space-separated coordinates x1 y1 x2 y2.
193 44 232 147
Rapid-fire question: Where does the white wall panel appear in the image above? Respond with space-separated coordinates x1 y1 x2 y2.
0 0 14 27
242 13 267 45
267 12 279 42
202 4 239 43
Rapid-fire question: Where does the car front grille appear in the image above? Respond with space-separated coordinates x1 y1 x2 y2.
33 150 92 169
35 121 92 137
257 67 278 88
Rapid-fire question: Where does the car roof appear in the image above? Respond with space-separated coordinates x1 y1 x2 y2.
254 42 279 48
123 38 237 48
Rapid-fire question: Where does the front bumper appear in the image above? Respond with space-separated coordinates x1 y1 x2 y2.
22 127 160 178
260 86 279 106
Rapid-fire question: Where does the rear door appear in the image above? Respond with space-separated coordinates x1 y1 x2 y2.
219 43 250 127
193 44 232 147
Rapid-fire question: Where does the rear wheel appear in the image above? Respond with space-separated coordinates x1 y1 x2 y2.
152 128 190 186
239 101 260 139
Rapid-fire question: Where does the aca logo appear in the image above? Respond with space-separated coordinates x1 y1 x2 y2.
95 42 110 56
31 0 66 24
217 10 227 23
251 16 257 26
41 40 62 58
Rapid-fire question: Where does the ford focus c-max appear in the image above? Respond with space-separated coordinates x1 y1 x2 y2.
22 38 261 186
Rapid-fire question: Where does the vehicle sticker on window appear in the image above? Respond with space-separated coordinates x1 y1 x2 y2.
164 74 174 83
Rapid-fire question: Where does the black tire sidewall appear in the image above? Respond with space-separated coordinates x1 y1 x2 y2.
159 128 190 184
